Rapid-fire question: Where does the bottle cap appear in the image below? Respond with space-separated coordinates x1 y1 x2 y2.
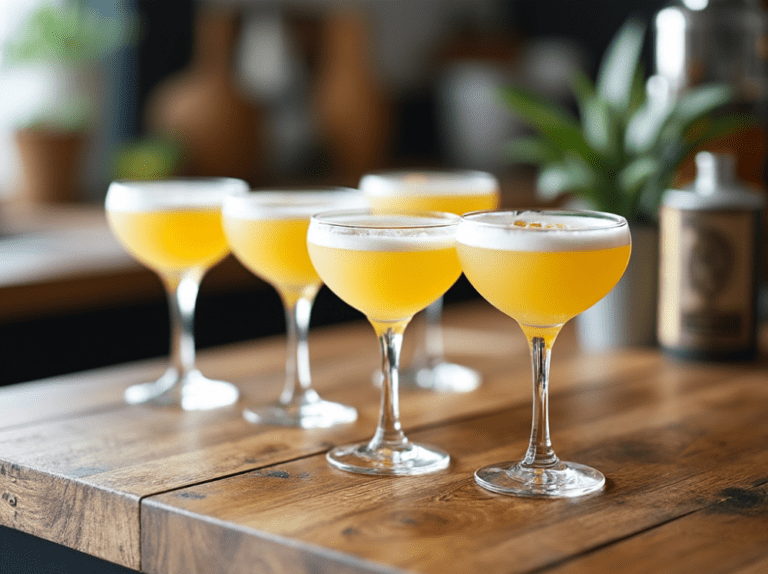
663 151 765 210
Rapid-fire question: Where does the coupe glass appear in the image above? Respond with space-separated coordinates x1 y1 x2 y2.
105 178 248 410
308 210 462 475
359 170 499 392
457 210 631 497
222 188 366 428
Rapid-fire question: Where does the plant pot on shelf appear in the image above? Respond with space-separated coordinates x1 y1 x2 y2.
576 223 659 351
14 128 87 204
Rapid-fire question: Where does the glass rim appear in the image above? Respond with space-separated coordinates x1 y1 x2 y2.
310 209 460 229
460 208 628 231
359 169 499 195
360 168 497 180
224 186 362 203
106 177 250 210
109 176 248 189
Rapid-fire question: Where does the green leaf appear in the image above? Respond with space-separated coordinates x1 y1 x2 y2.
673 85 733 128
582 96 619 162
3 1 127 64
625 95 673 155
570 70 596 111
684 113 754 150
597 19 646 113
618 156 659 217
628 62 647 115
628 83 735 158
504 137 563 165
536 157 597 201
499 86 597 164
619 156 658 193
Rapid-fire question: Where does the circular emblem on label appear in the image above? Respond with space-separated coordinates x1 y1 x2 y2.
688 224 732 298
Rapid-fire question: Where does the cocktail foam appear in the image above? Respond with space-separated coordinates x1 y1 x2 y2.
106 179 248 211
360 171 498 197
308 213 457 252
457 211 630 252
222 190 366 220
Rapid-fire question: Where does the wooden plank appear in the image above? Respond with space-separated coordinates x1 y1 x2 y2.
0 302 533 567
543 482 768 574
0 299 762 570
0 461 140 570
0 300 510 429
140 352 768 573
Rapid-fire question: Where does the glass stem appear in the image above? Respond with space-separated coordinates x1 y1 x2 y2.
370 321 409 449
163 269 203 381
522 328 562 469
279 287 320 405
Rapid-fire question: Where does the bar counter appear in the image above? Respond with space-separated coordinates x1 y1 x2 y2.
0 300 767 573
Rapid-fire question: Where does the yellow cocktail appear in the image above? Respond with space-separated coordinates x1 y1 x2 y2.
359 170 500 392
458 240 631 329
308 211 461 475
457 209 631 498
224 216 319 298
360 170 499 215
222 189 365 428
107 208 228 275
367 187 499 215
307 243 460 322
105 178 248 410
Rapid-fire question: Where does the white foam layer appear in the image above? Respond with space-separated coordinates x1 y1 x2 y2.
456 211 630 252
106 178 248 211
360 171 498 197
222 190 367 220
308 213 457 251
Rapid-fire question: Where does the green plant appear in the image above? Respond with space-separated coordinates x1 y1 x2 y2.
3 1 124 64
501 19 748 222
112 136 185 180
3 1 129 131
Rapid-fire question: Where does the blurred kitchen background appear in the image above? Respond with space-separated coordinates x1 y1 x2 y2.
1 0 766 386
0 0 677 198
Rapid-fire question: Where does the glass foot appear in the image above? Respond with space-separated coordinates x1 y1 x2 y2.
327 441 450 475
474 460 605 498
243 396 357 429
400 361 481 392
124 368 239 411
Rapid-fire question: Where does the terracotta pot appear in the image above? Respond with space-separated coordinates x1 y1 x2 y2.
14 129 86 203
146 8 260 182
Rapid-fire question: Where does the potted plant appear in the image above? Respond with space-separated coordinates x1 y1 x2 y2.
3 0 125 203
500 19 747 349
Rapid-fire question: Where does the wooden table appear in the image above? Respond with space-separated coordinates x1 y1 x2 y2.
0 300 766 574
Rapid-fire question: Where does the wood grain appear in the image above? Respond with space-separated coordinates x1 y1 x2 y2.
0 299 765 573
140 340 768 573
0 301 534 567
0 461 140 569
545 482 768 574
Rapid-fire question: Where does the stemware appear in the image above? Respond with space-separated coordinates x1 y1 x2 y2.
359 170 499 392
105 177 248 410
457 209 631 497
222 188 365 428
307 210 462 475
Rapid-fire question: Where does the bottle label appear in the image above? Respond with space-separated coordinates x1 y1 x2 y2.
658 205 757 353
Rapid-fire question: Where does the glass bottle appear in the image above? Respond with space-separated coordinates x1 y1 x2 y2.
659 152 765 360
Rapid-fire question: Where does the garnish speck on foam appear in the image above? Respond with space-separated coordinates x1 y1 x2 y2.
513 220 567 229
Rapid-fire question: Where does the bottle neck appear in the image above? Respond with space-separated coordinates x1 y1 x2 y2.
694 152 736 196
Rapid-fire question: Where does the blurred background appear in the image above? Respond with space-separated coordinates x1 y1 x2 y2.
1 0 767 387
0 0 674 198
